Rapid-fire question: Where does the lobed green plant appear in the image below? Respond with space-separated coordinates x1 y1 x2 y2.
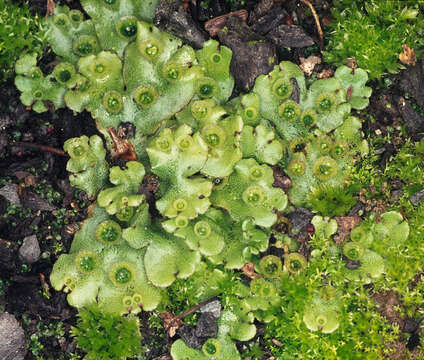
324 0 424 80
284 116 366 207
15 0 423 358
343 211 409 284
64 135 109 197
50 142 282 313
15 1 232 155
71 305 142 360
0 0 45 81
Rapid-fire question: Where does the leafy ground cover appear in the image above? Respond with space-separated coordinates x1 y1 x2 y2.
1 0 424 359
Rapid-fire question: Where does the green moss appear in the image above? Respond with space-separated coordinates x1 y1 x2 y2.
72 305 142 360
324 0 424 79
0 0 44 81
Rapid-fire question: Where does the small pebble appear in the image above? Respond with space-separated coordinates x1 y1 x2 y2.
200 300 221 319
0 312 27 360
410 189 424 206
19 235 40 264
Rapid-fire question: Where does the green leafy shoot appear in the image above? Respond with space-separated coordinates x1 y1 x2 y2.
71 305 142 360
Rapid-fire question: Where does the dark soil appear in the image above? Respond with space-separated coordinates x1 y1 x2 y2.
0 75 94 358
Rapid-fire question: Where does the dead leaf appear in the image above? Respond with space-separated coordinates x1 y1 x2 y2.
284 15 293 25
108 127 137 161
182 0 189 11
399 44 416 66
321 14 332 27
272 339 283 347
64 223 80 235
272 165 292 191
241 262 262 279
159 311 184 338
334 216 361 244
14 171 31 180
24 174 37 187
205 10 248 37
373 202 387 217
299 55 321 76
39 273 51 298
117 123 136 139
45 0 55 18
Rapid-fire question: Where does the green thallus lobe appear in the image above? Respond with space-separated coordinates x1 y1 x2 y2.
117 17 138 38
259 255 282 278
96 220 122 244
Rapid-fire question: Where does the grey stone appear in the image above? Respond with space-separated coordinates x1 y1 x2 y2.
410 189 424 206
287 208 314 233
249 0 275 24
177 325 203 349
403 317 421 333
348 201 365 217
19 235 40 264
0 133 7 156
200 300 221 319
345 259 361 270
0 312 27 360
0 183 21 206
195 312 218 338
390 189 403 202
250 6 288 36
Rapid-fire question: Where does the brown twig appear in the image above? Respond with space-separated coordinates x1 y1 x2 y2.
165 296 218 335
14 142 67 156
177 296 218 321
299 0 324 48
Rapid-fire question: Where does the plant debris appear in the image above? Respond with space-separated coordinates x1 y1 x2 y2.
299 55 322 76
159 311 184 338
205 9 248 37
217 16 277 91
155 0 209 49
333 216 361 244
398 44 416 67
241 262 262 279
